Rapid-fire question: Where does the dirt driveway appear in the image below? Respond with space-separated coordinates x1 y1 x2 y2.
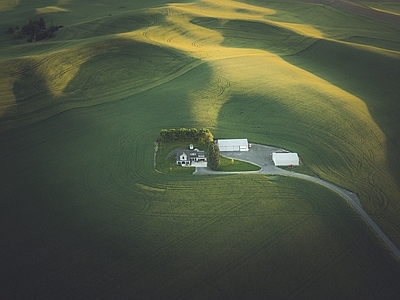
194 143 400 261
218 143 286 173
193 143 290 175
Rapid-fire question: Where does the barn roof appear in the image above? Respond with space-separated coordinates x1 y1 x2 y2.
217 139 248 146
272 152 299 166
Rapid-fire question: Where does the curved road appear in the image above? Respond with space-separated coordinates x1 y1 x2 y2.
194 143 400 262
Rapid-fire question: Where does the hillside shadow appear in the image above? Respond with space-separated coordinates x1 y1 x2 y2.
215 87 400 255
1 36 202 131
282 39 400 202
0 34 215 299
190 17 317 56
194 9 400 211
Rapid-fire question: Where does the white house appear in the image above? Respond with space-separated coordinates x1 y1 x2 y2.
217 139 249 152
272 152 299 166
176 149 206 166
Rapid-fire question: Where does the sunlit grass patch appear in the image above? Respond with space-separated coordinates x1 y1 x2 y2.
265 2 400 40
218 156 260 172
175 0 276 20
35 6 69 14
0 0 18 12
362 2 400 16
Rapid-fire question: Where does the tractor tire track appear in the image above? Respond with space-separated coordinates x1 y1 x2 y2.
196 143 400 262
284 239 361 299
175 212 317 300
79 198 257 299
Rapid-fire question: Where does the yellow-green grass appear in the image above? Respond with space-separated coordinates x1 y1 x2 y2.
363 2 400 16
218 156 261 171
190 17 317 55
260 1 400 40
282 37 400 234
180 0 400 242
1 0 400 298
0 37 202 130
0 1 203 130
1 98 399 298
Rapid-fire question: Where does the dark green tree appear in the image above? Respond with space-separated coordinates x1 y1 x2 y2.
159 129 168 142
38 17 46 29
207 142 220 170
188 128 198 141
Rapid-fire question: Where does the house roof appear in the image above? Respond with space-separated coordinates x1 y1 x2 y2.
176 149 188 157
176 149 205 160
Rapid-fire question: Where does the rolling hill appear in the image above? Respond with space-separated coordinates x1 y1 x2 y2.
1 0 400 299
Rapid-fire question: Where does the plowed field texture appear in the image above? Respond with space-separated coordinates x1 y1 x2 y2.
1 0 400 299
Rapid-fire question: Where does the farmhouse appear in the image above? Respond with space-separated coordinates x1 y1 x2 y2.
176 149 206 166
272 152 299 166
217 139 249 152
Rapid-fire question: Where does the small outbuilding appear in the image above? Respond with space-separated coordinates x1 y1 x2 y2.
217 139 249 152
272 152 299 166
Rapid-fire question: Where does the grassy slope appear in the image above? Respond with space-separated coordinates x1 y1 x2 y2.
0 4 202 130
363 2 400 16
263 1 400 239
1 88 399 299
1 0 400 299
189 1 400 219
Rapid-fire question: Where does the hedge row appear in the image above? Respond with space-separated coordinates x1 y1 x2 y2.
159 128 214 144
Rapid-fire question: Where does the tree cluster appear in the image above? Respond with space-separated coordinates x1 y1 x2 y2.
159 128 214 145
7 17 62 42
207 142 221 170
21 17 46 36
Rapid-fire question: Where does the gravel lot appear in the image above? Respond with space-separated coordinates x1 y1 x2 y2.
193 143 290 175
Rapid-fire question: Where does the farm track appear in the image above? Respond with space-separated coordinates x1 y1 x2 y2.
175 212 317 299
4 56 53 78
80 172 341 299
80 199 260 298
0 35 203 131
284 238 362 299
304 109 389 210
1 1 400 298
202 143 400 262
82 133 153 215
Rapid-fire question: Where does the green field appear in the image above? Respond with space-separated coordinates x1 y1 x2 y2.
1 0 400 298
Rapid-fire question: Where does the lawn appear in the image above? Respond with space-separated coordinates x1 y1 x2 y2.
218 156 261 172
155 141 200 174
1 0 400 299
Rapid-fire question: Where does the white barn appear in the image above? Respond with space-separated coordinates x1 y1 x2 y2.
217 139 249 152
272 153 299 166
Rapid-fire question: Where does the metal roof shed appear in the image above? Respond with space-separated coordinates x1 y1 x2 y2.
217 139 249 151
272 153 299 166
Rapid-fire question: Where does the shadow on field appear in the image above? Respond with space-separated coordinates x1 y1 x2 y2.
0 33 216 298
191 17 317 56
1 37 199 131
282 39 400 207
